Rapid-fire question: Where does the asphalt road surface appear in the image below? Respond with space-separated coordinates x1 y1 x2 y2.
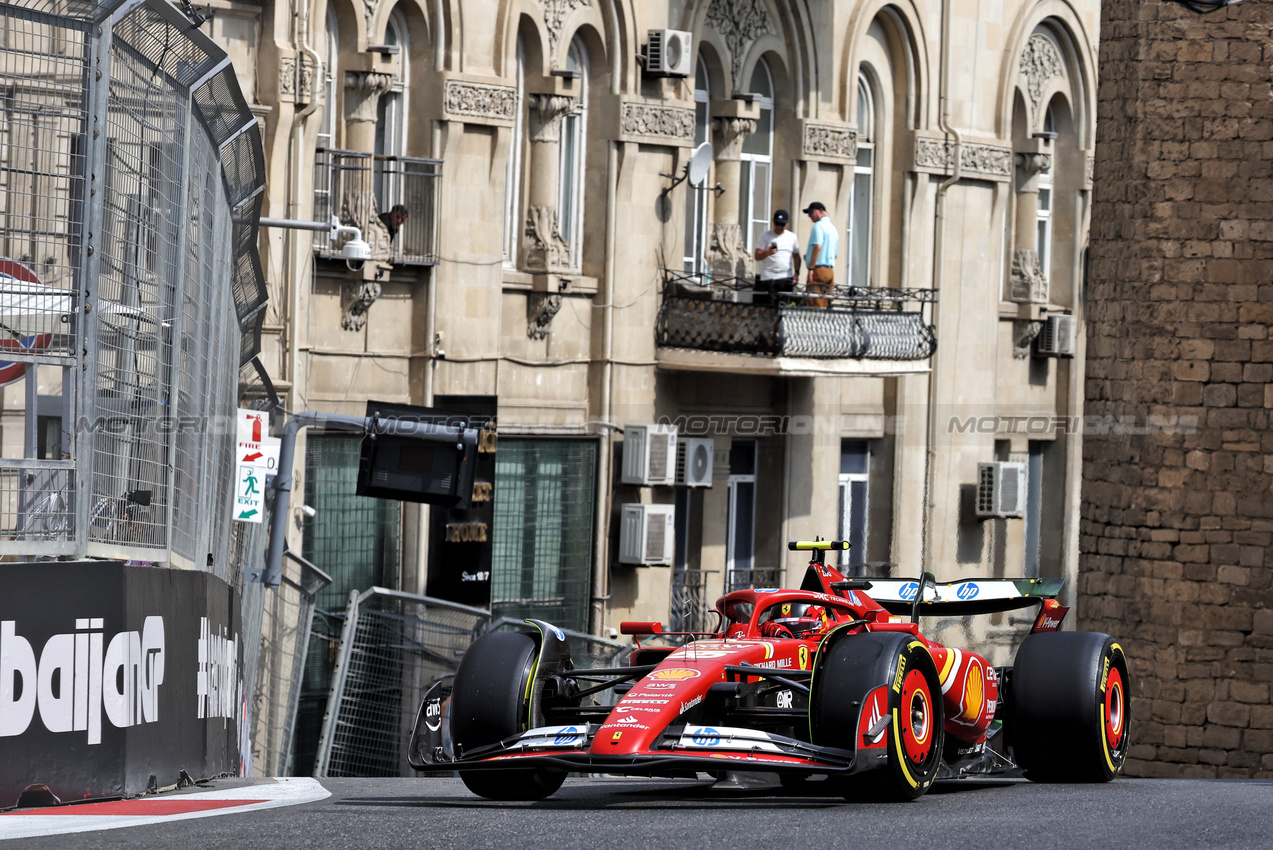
9 775 1272 849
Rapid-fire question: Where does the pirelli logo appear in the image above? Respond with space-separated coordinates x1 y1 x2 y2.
893 656 907 693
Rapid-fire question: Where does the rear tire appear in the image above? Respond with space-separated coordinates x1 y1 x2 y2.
811 633 944 801
1009 631 1130 782
450 630 566 800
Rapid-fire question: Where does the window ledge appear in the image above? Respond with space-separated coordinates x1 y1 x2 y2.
502 270 598 295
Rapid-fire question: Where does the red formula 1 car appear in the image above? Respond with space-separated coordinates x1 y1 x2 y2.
408 540 1130 801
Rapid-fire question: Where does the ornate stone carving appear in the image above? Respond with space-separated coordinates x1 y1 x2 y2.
706 222 751 280
802 124 857 161
522 205 571 273
712 116 756 161
343 279 382 332
543 0 592 54
621 102 696 142
527 292 564 340
1016 152 1052 177
1010 248 1049 305
1086 154 1095 185
1019 34 1065 114
913 138 1013 177
705 0 771 86
343 71 393 123
528 93 576 143
1013 319 1044 359
278 54 317 100
361 0 377 35
443 80 518 122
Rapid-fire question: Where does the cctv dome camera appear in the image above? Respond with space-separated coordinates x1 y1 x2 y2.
343 237 371 272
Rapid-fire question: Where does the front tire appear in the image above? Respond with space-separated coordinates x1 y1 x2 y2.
450 630 566 800
1009 631 1130 782
811 633 944 800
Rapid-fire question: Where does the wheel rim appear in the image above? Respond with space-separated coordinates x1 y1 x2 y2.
899 668 933 764
1104 665 1126 751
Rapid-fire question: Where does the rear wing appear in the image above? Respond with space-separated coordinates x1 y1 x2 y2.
867 577 1064 617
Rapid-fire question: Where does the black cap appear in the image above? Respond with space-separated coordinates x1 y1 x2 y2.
802 202 826 214
773 209 790 225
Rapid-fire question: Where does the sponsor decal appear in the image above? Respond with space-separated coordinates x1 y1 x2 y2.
549 625 565 641
690 727 720 747
624 706 663 714
899 581 920 601
892 655 907 693
614 715 641 725
846 591 861 608
621 698 670 705
798 646 810 670
781 603 792 617
753 658 793 669
424 699 443 732
0 616 165 744
1101 657 1110 692
955 582 979 600
196 617 240 722
611 731 622 742
679 695 703 714
960 662 985 722
668 649 731 659
641 682 680 689
1037 615 1063 631
553 726 581 746
650 668 701 681
776 690 793 709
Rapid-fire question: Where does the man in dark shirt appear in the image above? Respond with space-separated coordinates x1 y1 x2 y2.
379 204 409 241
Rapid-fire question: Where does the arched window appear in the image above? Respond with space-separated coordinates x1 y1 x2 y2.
374 9 409 210
848 73 875 287
558 37 587 269
739 60 773 252
503 36 525 264
682 57 711 273
1036 103 1056 282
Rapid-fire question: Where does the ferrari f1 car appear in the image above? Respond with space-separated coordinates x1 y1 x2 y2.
408 540 1130 801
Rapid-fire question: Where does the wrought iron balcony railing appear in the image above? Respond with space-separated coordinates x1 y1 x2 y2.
312 148 440 266
656 270 937 362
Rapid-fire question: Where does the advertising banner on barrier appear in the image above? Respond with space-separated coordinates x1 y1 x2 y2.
0 562 243 809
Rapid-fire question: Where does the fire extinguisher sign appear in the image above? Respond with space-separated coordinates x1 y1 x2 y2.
234 409 279 524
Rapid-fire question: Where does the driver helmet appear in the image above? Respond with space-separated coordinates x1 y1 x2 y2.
768 602 827 636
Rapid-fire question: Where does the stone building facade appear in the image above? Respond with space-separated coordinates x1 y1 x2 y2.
1083 2 1273 778
101 0 1100 646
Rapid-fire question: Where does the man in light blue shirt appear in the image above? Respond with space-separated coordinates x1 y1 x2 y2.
803 202 838 307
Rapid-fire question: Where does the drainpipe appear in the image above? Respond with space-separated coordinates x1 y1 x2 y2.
590 140 619 635
922 0 961 571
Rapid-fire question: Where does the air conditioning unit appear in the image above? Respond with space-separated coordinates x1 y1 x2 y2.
976 462 1027 519
1037 314 1077 357
676 437 714 487
645 29 693 77
622 424 677 486
619 503 676 565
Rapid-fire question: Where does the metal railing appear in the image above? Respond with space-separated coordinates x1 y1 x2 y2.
656 270 937 361
670 568 717 632
312 148 440 266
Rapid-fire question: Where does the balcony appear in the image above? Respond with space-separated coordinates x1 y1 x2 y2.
312 148 440 266
655 271 937 376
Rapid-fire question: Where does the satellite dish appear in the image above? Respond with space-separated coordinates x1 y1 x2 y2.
688 142 712 188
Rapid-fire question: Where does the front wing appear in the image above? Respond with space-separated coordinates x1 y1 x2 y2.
409 720 880 777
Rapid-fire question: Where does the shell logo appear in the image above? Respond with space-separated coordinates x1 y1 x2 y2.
651 668 701 681
960 663 984 721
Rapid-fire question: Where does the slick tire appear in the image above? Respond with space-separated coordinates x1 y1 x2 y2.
811 632 944 801
451 630 566 801
1009 631 1130 783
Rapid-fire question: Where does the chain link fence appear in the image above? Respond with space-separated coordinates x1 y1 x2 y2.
311 590 628 777
0 0 266 568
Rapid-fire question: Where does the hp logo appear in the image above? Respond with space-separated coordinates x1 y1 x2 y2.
553 726 580 746
899 581 920 601
956 582 979 600
691 728 720 747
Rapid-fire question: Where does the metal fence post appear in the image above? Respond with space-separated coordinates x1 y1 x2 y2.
313 588 361 777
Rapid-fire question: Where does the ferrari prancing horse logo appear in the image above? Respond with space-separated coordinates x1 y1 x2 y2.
798 645 809 670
